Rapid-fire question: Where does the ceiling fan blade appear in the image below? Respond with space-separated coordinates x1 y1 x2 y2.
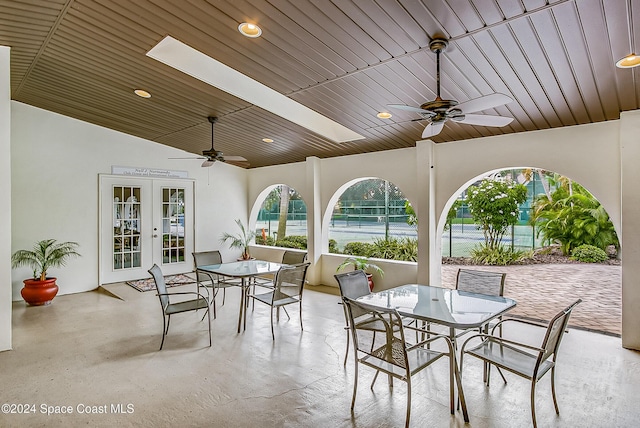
422 122 445 138
387 104 434 115
169 156 206 160
223 155 248 162
201 159 215 167
455 93 513 114
452 114 513 127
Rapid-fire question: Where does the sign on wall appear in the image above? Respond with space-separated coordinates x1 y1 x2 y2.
111 166 188 179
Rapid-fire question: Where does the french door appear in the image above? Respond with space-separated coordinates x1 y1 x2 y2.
99 175 194 284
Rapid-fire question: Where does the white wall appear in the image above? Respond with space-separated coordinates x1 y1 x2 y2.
8 100 640 349
247 117 639 349
10 102 247 300
1 46 12 351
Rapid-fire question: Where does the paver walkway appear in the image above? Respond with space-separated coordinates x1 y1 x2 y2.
441 264 621 336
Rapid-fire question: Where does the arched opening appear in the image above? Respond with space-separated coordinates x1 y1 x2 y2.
326 177 417 261
437 167 621 336
252 184 308 249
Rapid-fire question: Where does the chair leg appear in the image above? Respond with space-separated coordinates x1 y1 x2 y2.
351 358 358 411
405 377 412 428
206 303 212 347
454 358 470 423
531 381 538 428
299 301 303 331
551 366 560 414
211 291 217 319
270 306 275 340
343 327 350 367
160 314 168 350
370 371 380 389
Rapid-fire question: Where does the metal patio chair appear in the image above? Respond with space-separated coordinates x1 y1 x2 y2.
343 297 468 427
460 299 582 428
249 262 310 340
192 250 238 318
148 264 211 350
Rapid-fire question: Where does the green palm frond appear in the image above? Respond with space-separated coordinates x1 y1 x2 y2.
11 239 81 281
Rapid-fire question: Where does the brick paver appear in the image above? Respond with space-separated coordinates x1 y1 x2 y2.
441 264 621 336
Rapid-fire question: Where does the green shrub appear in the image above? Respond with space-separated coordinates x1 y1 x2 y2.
328 239 338 254
471 244 531 266
571 244 608 263
369 237 417 262
276 235 307 249
342 241 374 257
255 235 275 246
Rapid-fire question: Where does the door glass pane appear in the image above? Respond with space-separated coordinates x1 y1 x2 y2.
113 185 142 270
162 187 185 264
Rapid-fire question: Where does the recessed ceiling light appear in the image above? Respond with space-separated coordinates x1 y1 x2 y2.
134 89 151 98
377 112 392 119
616 53 640 68
238 22 262 38
262 138 274 143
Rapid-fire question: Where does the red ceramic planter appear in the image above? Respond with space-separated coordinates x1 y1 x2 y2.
366 274 374 291
21 277 59 306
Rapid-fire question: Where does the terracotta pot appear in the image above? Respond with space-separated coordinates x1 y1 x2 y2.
21 277 59 306
366 273 374 292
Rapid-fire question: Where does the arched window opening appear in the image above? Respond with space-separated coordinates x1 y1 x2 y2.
254 185 308 249
328 178 417 261
442 168 619 263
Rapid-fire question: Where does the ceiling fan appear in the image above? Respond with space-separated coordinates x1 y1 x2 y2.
171 116 249 168
388 38 514 139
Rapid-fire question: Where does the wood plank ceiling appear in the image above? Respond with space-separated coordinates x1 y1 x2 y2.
1 0 639 168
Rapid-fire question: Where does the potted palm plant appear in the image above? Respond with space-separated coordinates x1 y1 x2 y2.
336 256 384 291
11 239 81 306
220 219 257 260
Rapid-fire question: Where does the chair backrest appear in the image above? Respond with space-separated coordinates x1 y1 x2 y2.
148 264 169 309
342 297 407 369
456 269 506 296
274 262 310 300
282 250 307 265
193 250 223 282
334 270 371 301
540 299 582 362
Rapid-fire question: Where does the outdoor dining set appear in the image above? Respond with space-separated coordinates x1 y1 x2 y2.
147 254 580 428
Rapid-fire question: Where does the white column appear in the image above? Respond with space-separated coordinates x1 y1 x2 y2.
415 140 436 285
0 46 12 351
620 110 640 350
305 156 322 284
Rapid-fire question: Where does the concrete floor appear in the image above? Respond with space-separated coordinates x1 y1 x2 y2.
1 282 638 427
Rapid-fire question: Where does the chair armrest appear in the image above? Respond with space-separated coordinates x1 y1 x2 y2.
460 333 545 355
490 317 548 334
156 291 209 301
195 270 218 283
407 332 455 353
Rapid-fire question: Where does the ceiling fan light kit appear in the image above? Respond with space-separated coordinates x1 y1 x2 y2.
388 37 514 138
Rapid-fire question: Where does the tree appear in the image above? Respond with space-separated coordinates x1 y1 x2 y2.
277 184 290 239
529 180 618 255
465 177 528 250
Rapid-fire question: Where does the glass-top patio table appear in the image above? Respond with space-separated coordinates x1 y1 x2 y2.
356 284 517 341
198 260 286 333
355 283 516 412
